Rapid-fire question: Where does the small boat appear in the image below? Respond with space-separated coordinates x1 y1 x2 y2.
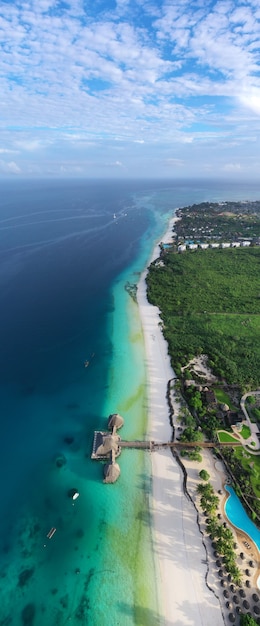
113 213 116 219
84 353 95 368
47 527 56 539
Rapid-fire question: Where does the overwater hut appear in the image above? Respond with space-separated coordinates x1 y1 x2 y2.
103 462 121 484
95 433 121 458
108 413 124 430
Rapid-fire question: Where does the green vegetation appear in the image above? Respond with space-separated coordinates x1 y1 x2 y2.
221 447 260 517
240 424 251 440
217 431 239 443
199 469 210 481
240 615 259 626
174 200 260 243
197 482 242 585
214 387 236 410
146 247 260 388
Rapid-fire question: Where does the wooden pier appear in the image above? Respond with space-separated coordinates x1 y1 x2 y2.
120 440 242 450
92 431 242 459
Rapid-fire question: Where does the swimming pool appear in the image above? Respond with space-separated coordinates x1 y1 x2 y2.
224 485 260 551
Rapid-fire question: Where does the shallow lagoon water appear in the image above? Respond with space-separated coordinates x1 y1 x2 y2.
1 179 260 624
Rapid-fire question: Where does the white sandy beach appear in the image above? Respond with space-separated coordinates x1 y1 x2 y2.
137 218 225 626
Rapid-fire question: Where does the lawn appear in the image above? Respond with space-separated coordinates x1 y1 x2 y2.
217 430 240 443
234 447 260 498
214 388 237 411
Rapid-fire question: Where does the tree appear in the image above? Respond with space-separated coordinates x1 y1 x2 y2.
199 469 210 481
240 614 259 626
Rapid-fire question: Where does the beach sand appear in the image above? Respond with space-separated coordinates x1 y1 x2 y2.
137 218 225 626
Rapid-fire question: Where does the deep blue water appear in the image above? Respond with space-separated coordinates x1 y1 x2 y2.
1 178 260 624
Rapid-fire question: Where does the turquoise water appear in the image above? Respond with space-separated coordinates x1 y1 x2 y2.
225 485 260 551
1 179 260 624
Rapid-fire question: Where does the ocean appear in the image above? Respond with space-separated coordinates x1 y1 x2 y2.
0 178 260 625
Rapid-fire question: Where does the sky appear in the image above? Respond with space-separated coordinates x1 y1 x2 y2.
0 0 260 178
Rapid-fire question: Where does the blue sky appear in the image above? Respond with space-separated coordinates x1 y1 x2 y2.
0 0 260 178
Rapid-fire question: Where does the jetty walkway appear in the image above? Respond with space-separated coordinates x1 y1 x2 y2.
120 440 242 450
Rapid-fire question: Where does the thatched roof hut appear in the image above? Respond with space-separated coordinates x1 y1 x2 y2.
103 462 121 484
96 433 120 457
108 413 124 430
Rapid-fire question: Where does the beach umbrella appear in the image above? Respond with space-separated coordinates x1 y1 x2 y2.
221 579 227 587
233 542 238 549
249 560 255 568
214 551 219 558
218 569 224 577
236 606 242 614
230 584 235 593
246 580 251 588
239 589 246 598
224 590 230 598
228 613 236 622
233 595 239 604
252 593 259 603
216 559 222 568
254 605 260 615
243 600 250 609
217 513 222 519
227 574 232 582
245 569 251 576
226 601 231 609
240 552 245 559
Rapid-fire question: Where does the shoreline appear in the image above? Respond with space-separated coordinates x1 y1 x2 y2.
137 215 225 625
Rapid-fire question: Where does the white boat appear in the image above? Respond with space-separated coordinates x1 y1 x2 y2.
113 213 116 219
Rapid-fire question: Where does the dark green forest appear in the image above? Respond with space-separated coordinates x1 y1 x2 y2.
146 247 260 389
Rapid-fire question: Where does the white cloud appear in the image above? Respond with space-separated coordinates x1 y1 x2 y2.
0 0 258 177
0 160 21 174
